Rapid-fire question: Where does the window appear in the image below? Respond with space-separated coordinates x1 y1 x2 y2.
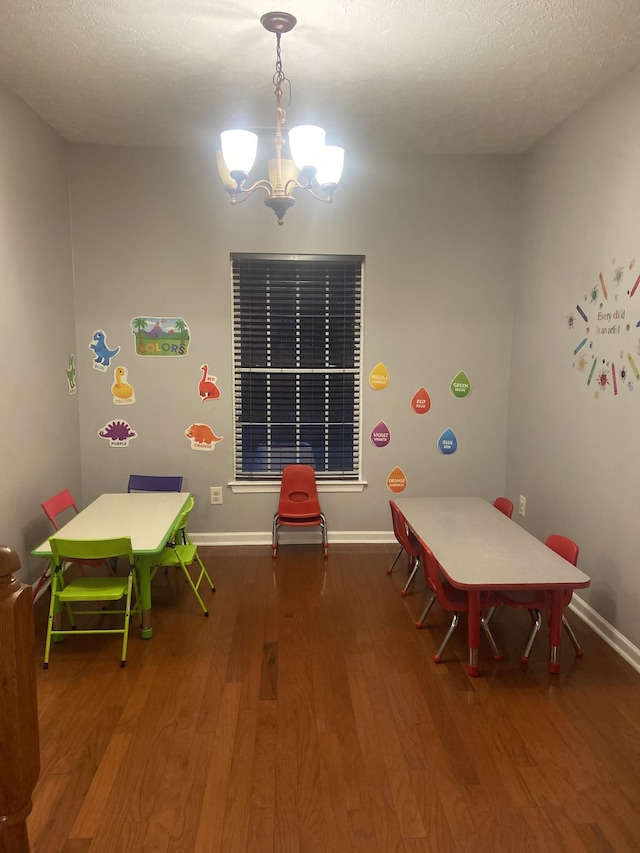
232 253 363 481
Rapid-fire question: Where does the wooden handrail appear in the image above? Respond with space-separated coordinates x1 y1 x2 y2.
0 546 40 853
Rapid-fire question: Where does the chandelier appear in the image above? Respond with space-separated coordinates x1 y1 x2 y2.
216 11 345 225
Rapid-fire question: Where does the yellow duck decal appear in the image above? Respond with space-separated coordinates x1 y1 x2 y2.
112 366 135 405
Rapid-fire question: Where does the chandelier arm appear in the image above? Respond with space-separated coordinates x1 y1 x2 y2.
300 184 335 204
226 180 274 205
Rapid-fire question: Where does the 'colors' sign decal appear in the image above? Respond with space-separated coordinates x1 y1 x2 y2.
131 317 191 356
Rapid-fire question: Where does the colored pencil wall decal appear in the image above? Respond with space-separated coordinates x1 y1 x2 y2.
576 305 588 322
599 273 608 300
612 363 618 395
628 353 640 380
631 274 640 297
573 338 587 355
587 358 597 386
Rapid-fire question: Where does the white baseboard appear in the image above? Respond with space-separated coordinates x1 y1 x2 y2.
569 594 640 675
190 530 397 547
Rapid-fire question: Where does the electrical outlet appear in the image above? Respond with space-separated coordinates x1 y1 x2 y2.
519 495 526 517
210 486 223 505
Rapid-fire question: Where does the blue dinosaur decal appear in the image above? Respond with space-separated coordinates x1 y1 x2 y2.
89 330 120 371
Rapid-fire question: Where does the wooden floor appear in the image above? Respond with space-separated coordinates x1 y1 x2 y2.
26 544 640 853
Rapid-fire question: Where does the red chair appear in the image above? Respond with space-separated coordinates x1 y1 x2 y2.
272 465 328 558
494 534 581 663
493 497 514 518
40 489 115 578
415 536 502 663
388 500 423 596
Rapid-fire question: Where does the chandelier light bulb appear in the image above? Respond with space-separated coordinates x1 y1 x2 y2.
221 130 258 175
315 146 345 186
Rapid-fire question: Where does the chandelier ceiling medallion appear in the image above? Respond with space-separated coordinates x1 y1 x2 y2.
216 11 345 225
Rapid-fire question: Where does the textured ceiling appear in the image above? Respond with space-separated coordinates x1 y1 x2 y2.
0 0 639 154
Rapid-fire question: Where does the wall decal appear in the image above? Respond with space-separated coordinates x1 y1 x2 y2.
450 371 471 398
66 354 77 395
98 419 137 447
371 420 390 447
198 364 221 401
111 366 135 404
89 330 120 371
569 258 640 396
387 466 407 492
369 362 390 390
185 423 223 451
437 427 458 455
131 317 190 356
411 387 431 414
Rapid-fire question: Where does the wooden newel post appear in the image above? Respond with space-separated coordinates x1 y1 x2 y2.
0 547 40 853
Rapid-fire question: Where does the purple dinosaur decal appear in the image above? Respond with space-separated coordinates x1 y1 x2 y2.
98 420 137 446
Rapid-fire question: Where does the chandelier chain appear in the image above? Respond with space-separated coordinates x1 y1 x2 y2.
273 32 291 123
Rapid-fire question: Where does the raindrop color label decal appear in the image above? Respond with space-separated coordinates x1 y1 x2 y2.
450 371 471 398
371 421 391 447
437 428 458 455
411 387 431 414
387 466 407 492
369 362 390 390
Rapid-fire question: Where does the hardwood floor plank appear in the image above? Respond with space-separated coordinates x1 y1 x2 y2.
193 681 242 852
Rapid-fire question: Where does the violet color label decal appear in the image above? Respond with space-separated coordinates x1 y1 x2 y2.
371 420 391 447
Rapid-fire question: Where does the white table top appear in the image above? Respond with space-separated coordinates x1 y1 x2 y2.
32 492 191 557
394 497 590 590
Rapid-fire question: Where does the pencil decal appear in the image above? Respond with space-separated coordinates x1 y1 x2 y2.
612 363 618 395
587 358 597 386
599 273 608 300
573 338 587 355
576 305 588 322
628 353 640 380
631 274 640 298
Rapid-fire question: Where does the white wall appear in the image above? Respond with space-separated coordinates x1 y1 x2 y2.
0 83 79 583
67 144 520 537
508 65 640 646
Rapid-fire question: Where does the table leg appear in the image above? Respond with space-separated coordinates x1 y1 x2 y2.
136 558 153 639
467 590 480 677
548 588 563 674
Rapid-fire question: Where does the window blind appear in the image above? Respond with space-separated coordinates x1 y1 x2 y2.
232 253 363 480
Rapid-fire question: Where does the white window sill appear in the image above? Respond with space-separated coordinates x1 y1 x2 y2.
229 480 367 494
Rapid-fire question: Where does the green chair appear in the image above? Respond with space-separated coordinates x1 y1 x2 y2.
44 536 141 668
151 496 215 615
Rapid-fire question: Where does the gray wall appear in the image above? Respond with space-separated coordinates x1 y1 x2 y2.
0 83 79 584
508 64 640 648
68 144 519 538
